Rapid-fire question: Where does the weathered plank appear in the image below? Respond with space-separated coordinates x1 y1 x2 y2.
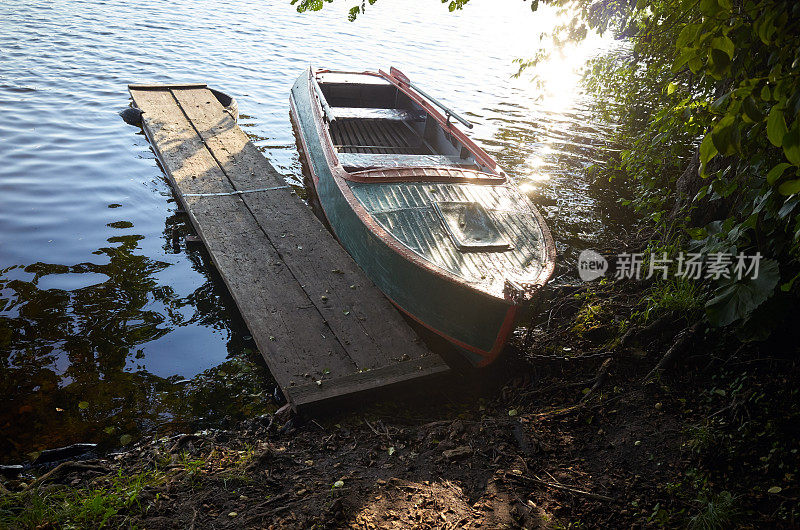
337 153 467 169
171 88 430 371
289 355 449 405
329 107 425 122
130 88 356 385
129 85 449 409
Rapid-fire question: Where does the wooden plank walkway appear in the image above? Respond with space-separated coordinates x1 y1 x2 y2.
128 84 449 410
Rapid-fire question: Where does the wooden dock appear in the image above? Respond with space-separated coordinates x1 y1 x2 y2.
128 84 449 410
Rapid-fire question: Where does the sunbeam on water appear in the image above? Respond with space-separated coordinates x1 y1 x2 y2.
0 0 629 462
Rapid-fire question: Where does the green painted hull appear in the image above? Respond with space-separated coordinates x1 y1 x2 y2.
290 73 517 366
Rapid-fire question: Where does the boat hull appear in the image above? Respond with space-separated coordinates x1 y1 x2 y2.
290 71 524 366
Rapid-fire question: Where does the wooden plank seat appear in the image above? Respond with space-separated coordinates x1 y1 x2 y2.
331 107 426 121
330 119 429 154
338 153 471 169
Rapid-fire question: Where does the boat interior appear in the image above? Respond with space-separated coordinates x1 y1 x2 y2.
314 71 493 174
304 70 549 297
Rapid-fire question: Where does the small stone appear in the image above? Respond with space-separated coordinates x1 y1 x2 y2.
442 445 472 459
634 440 642 446
654 402 663 410
228 512 238 517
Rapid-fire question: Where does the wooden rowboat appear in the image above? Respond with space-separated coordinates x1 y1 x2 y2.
289 67 555 366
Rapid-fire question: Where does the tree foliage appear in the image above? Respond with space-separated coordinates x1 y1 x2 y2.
576 0 800 331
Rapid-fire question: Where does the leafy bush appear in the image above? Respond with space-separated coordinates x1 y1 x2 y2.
576 0 800 331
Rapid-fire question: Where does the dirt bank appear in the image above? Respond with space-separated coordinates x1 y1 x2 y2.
2 282 798 528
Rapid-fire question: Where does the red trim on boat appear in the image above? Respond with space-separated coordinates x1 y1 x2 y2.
377 68 499 174
386 294 518 366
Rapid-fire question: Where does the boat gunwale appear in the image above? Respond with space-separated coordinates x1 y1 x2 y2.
293 67 557 305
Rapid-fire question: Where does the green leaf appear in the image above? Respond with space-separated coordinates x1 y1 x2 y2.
666 82 677 95
676 24 700 48
709 92 730 114
706 259 780 326
742 96 762 123
778 196 799 218
708 48 731 78
672 47 697 72
778 179 800 196
766 107 787 147
688 56 704 73
711 116 739 156
78 401 89 410
699 0 722 15
767 163 792 185
119 434 133 446
104 426 116 434
760 85 771 101
782 125 800 166
699 133 718 171
710 36 734 59
757 13 776 45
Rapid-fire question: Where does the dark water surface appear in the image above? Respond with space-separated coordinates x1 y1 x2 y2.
0 0 625 463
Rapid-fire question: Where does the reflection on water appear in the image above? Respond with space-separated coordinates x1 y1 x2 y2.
0 213 275 462
0 0 630 463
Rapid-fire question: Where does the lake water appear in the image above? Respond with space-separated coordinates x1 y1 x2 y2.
0 0 626 462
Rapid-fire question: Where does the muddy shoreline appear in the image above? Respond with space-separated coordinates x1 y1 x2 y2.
3 281 797 528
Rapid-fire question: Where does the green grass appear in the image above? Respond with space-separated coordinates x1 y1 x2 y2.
636 277 706 323
0 469 160 529
689 491 738 529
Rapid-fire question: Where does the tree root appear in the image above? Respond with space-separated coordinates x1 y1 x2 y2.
23 461 107 491
580 357 613 404
642 324 700 383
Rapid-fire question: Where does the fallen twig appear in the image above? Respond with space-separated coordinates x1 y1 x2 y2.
580 357 613 403
533 395 623 420
507 472 615 502
643 323 700 383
